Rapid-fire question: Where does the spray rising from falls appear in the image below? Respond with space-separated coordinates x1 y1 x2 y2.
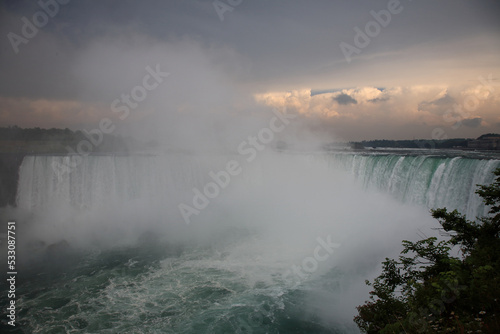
9 151 500 333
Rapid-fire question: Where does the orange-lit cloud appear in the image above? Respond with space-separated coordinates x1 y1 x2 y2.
254 82 500 141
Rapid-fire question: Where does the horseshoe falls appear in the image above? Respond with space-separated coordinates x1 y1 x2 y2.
2 150 499 333
327 152 500 219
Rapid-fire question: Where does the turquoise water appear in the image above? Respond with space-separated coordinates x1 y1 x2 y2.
3 231 354 333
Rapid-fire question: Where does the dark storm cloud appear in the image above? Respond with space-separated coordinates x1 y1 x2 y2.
334 93 357 105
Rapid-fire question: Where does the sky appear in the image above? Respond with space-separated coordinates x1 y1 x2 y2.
0 0 499 143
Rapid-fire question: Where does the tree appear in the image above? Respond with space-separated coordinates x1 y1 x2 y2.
354 168 500 333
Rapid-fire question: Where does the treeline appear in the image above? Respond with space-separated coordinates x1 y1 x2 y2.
478 133 500 140
354 138 469 149
0 126 75 142
0 126 134 153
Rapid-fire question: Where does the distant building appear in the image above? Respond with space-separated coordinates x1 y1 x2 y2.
468 136 500 150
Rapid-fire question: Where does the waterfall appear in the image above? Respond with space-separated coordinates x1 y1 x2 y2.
13 151 498 333
16 154 209 212
15 152 500 223
327 152 500 218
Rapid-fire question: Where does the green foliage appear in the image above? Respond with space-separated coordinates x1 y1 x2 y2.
476 168 500 216
0 126 136 153
477 133 500 140
354 168 500 333
354 138 470 149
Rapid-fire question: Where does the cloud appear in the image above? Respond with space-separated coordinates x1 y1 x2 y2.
310 89 341 96
334 93 357 105
1 1 499 142
461 117 482 128
368 97 390 103
0 97 107 128
418 89 455 113
254 84 500 141
430 92 455 106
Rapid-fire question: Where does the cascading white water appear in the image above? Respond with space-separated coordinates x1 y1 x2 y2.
16 154 210 212
326 152 500 218
15 154 238 246
14 151 499 252
17 152 500 222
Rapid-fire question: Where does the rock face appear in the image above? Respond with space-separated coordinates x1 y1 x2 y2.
0 153 25 207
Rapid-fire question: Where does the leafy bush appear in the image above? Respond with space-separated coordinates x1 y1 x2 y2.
354 168 500 333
